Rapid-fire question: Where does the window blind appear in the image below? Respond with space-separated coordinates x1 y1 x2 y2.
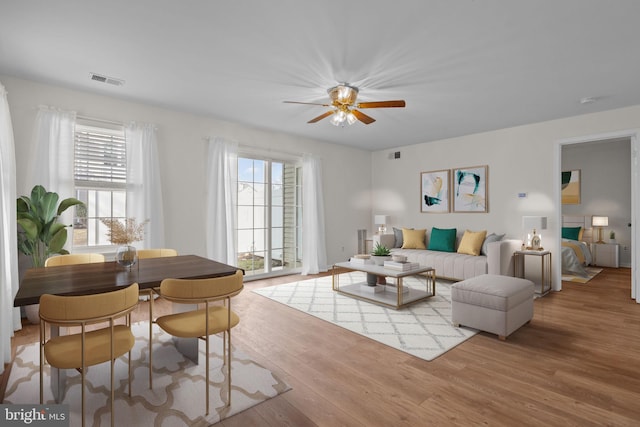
74 125 126 188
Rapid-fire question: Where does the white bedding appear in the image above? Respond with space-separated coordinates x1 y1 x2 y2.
561 238 592 277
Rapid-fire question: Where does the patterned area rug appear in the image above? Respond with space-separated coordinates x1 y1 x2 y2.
562 266 603 283
3 322 289 426
253 272 477 361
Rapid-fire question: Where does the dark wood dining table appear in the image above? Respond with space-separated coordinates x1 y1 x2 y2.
14 254 240 307
14 254 242 402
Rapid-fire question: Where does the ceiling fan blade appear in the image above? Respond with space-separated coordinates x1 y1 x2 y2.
307 110 335 123
356 100 406 109
352 109 376 124
283 101 331 107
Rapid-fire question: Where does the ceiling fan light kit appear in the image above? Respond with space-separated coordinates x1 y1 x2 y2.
284 83 406 127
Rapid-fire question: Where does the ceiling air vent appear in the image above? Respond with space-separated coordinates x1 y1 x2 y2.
90 72 124 86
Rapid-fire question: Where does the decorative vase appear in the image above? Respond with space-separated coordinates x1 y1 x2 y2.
116 245 138 269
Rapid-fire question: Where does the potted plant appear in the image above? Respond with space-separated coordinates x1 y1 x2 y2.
609 230 616 243
17 185 84 268
371 242 392 266
17 185 84 324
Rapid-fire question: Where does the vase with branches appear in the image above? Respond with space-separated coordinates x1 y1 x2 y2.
101 217 149 268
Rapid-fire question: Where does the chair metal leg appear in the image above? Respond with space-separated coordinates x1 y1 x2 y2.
148 289 153 389
205 334 209 415
227 328 232 406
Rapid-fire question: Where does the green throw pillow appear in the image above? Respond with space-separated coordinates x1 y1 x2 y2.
562 227 581 241
428 227 457 252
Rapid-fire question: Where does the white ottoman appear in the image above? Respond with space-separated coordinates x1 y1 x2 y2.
451 274 534 340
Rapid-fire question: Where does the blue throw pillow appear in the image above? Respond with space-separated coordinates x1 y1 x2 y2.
481 233 505 255
428 227 457 252
562 227 581 241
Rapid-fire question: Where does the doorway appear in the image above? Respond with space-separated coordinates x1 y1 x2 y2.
556 130 639 301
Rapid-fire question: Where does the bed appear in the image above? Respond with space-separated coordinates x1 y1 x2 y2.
561 216 593 277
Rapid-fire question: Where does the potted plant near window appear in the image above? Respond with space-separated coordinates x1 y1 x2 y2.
17 185 84 268
17 185 84 323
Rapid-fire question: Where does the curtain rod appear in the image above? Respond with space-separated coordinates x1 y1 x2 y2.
238 144 306 159
76 114 124 127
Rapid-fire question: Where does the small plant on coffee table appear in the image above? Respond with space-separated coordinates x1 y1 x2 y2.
371 242 391 256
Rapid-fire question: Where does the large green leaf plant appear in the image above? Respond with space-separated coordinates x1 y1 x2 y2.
17 185 84 268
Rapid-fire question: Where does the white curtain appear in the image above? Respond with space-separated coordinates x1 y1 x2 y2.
28 106 77 237
302 154 328 274
205 137 237 264
125 123 165 249
0 82 20 372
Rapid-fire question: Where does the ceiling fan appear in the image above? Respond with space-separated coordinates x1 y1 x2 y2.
283 84 406 126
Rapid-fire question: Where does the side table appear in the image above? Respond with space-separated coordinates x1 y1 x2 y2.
514 250 552 296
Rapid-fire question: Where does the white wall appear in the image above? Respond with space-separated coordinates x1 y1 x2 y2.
3 75 372 266
562 139 632 266
371 105 640 290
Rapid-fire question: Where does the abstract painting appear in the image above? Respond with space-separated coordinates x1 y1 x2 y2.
561 169 580 204
420 169 450 213
453 165 488 213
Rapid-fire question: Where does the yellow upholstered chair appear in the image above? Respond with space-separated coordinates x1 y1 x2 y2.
39 283 139 427
44 253 105 267
150 270 243 414
137 248 178 259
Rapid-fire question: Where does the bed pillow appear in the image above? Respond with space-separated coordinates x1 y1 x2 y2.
401 228 426 249
562 227 582 241
457 230 487 256
428 227 457 252
481 233 505 255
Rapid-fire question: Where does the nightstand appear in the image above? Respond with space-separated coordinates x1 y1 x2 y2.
592 243 620 268
514 250 552 296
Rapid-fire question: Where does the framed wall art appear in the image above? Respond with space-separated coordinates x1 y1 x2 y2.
453 165 488 213
420 169 450 213
561 169 580 204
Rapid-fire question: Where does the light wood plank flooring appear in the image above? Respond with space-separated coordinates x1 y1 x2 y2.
2 267 639 426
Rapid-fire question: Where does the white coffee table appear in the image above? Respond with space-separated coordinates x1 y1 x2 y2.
333 261 436 309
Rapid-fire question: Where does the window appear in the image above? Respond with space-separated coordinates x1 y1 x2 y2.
237 156 302 276
72 123 127 247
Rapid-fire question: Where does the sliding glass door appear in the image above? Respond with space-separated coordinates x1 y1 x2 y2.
237 156 302 276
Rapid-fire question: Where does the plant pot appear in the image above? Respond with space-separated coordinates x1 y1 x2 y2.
371 255 391 266
24 304 40 325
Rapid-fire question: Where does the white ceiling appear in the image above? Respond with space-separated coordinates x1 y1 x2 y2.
1 0 639 151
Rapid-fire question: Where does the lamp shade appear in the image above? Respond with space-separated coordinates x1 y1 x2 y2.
374 215 389 225
592 216 608 227
522 216 547 231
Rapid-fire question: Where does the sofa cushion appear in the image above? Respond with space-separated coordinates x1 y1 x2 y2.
393 227 412 248
457 229 487 256
401 228 426 249
428 227 456 252
481 233 505 255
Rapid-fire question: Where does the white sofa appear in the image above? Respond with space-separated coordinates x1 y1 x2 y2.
377 232 521 281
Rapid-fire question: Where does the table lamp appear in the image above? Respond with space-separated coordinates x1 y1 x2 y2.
592 215 608 244
374 215 389 234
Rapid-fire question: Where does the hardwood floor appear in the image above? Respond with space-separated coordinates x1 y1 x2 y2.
3 268 639 426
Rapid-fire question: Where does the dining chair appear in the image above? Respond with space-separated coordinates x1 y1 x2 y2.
44 253 105 267
137 248 178 259
137 248 178 348
39 283 139 427
150 270 243 414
